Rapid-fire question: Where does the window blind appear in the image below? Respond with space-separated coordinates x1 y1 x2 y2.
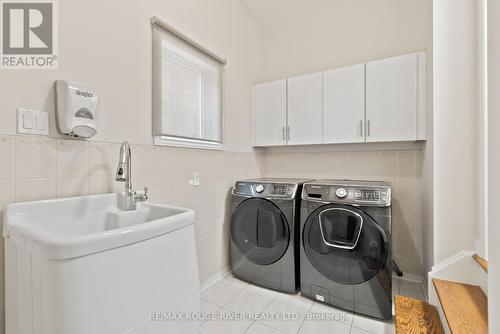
152 23 223 145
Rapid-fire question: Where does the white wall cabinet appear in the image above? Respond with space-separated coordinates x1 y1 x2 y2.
254 80 287 146
287 73 323 145
365 53 425 142
323 64 365 143
253 52 426 147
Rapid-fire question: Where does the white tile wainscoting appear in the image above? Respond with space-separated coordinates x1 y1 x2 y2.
259 149 424 275
0 134 425 334
0 134 262 334
200 274 426 334
0 135 425 278
0 135 262 280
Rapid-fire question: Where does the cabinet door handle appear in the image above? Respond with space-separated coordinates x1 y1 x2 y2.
287 126 290 140
359 120 363 137
282 126 286 141
367 119 371 137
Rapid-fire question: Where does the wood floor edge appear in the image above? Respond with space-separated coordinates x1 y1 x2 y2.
473 253 488 273
432 278 488 334
394 295 445 334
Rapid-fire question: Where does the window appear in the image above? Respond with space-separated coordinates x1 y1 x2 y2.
152 19 224 149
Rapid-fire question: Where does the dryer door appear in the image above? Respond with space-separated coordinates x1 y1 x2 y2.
230 198 290 265
303 204 388 285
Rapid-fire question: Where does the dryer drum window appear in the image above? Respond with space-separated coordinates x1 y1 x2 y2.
230 198 290 265
303 204 388 285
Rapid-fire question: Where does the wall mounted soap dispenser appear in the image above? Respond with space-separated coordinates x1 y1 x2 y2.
54 80 98 138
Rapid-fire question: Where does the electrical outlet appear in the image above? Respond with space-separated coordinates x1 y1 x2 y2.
190 172 200 186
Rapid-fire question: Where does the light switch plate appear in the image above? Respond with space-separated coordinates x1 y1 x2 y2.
17 108 49 135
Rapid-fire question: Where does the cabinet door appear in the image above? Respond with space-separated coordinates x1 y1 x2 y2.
254 80 287 146
323 64 365 143
366 53 418 142
287 73 323 145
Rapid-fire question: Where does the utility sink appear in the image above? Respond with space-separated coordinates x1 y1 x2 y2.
4 193 194 259
3 193 200 334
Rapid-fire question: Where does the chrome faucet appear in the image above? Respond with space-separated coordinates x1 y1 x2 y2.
115 141 148 210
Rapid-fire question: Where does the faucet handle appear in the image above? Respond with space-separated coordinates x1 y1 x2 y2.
133 186 148 203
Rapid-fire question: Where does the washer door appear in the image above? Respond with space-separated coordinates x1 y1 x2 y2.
303 204 388 285
230 198 290 265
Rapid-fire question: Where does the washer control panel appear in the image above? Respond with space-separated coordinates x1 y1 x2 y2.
335 188 348 199
255 184 265 193
233 181 297 198
302 182 391 207
355 188 380 202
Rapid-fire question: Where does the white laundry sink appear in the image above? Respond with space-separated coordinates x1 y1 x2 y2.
3 193 200 334
4 193 194 259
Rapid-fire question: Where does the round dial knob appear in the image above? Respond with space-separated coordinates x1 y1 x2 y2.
255 184 265 193
336 188 348 199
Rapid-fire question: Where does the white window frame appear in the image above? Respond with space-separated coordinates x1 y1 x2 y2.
151 17 226 150
154 135 224 150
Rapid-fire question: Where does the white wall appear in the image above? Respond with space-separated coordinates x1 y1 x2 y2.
0 0 263 152
432 0 479 263
488 0 500 331
260 0 431 81
421 8 434 278
477 0 489 261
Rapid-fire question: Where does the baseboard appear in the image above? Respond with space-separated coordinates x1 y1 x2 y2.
393 271 428 300
422 274 429 301
428 250 487 296
200 267 230 291
430 250 474 272
392 271 425 284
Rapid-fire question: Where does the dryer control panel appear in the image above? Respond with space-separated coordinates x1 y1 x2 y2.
232 181 298 199
302 180 391 207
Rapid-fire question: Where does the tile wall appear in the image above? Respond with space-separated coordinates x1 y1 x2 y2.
0 135 424 333
0 134 263 332
259 149 424 275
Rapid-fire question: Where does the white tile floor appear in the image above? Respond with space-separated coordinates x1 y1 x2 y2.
200 274 427 334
